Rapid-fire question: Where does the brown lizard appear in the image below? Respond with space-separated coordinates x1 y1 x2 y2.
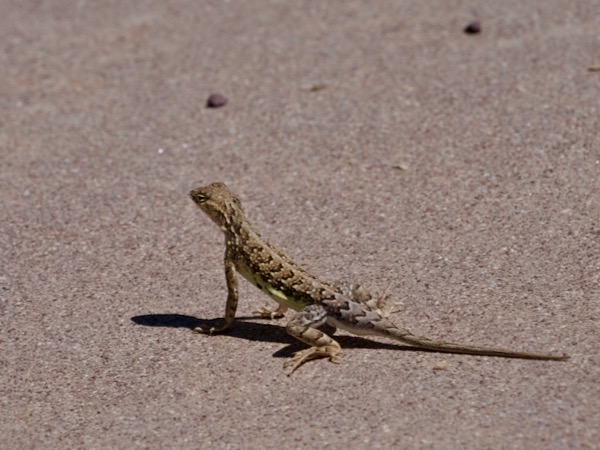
189 182 569 375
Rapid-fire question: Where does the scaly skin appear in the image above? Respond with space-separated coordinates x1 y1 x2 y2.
189 182 569 375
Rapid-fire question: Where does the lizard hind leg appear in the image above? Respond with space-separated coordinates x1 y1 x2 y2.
283 304 342 375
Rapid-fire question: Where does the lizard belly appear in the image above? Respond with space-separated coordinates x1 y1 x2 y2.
236 262 306 311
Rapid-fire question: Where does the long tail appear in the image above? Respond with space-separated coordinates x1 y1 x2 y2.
382 323 569 361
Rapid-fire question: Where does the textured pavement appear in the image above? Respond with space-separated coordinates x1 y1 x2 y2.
1 1 599 448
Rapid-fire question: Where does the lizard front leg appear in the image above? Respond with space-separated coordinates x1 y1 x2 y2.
194 246 239 334
283 304 342 375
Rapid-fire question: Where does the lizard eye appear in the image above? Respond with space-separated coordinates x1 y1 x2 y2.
190 190 208 203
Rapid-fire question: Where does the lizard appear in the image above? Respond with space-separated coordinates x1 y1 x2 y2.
189 182 569 375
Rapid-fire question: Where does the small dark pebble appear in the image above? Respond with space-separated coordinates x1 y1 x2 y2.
206 93 228 108
308 83 327 92
464 21 481 34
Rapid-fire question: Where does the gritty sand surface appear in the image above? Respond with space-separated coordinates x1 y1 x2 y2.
1 1 599 449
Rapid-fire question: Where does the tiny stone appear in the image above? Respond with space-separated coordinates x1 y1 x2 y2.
464 21 481 34
433 360 449 371
207 93 228 108
308 83 327 92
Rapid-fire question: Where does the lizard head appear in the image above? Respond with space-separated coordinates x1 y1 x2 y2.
189 182 244 231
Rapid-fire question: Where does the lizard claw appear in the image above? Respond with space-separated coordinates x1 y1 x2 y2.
283 345 342 376
193 321 232 335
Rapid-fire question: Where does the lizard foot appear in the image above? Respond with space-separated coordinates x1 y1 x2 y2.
283 345 342 376
377 300 404 319
253 304 287 320
193 321 232 335
366 282 403 319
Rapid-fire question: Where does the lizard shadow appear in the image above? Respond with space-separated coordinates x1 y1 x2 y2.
131 313 423 359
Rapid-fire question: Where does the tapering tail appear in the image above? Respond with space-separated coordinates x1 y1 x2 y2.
382 323 569 361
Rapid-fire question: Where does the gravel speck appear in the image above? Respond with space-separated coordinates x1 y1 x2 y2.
464 21 481 34
207 93 228 108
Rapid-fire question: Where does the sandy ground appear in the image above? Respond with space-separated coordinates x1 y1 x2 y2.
1 1 599 448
